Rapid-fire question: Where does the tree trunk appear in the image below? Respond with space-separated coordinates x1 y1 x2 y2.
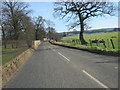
78 14 87 45
79 31 87 45
1 26 7 48
3 40 7 48
35 29 38 40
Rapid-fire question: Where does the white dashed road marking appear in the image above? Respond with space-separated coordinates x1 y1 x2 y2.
58 52 70 62
82 70 110 90
50 45 112 89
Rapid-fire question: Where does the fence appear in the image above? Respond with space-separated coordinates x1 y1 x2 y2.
62 38 118 50
89 39 116 49
2 40 29 49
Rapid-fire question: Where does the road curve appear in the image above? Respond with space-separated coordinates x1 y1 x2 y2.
4 42 118 88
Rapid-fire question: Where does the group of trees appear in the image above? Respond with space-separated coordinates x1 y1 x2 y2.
1 1 61 48
46 27 62 41
45 20 62 41
1 0 117 47
33 16 46 40
1 1 35 48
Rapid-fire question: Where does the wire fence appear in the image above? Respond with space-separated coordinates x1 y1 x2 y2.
61 38 118 50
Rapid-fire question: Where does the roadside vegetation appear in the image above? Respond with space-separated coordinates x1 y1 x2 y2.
2 41 28 64
1 1 118 64
61 31 119 51
50 31 119 56
52 1 118 56
2 47 27 64
54 2 116 45
1 1 62 64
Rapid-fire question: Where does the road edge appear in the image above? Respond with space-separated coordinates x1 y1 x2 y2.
2 41 42 87
49 41 119 57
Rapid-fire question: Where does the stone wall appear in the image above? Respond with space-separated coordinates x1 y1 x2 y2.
32 40 41 49
2 40 41 87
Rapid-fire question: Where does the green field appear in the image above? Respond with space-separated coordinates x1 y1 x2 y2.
2 47 28 64
1 40 29 65
61 31 119 51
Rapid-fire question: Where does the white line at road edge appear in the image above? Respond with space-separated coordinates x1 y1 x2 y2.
82 70 111 90
58 52 70 62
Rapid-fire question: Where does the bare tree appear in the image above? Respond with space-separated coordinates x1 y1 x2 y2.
45 20 55 39
54 0 116 44
19 13 35 48
2 1 35 48
2 1 31 40
46 26 62 41
46 27 55 40
45 20 55 28
33 16 45 40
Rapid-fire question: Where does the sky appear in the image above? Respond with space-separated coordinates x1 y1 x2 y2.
27 2 119 32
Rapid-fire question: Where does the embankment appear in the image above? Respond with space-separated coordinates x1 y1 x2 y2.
2 40 41 87
50 41 119 57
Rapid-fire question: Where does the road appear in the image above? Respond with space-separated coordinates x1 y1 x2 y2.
4 42 118 88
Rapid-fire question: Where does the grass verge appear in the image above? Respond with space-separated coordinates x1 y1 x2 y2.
50 40 119 57
2 47 28 65
61 32 119 50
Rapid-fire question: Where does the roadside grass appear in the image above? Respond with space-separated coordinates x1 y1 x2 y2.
0 47 2 64
49 31 119 56
61 31 119 51
51 41 119 56
2 47 28 65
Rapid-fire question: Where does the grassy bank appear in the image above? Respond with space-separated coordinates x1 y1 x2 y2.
50 41 119 56
2 47 28 64
50 31 119 56
61 31 119 51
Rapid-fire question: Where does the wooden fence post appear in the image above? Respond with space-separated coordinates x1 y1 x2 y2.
96 39 98 46
12 43 14 48
78 40 80 44
89 39 92 46
77 40 79 44
110 39 115 49
102 39 106 48
97 39 100 47
107 39 110 48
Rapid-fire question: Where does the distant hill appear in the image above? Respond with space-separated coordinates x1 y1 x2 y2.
84 28 120 34
60 28 120 37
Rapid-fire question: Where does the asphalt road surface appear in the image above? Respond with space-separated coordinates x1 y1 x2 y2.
4 42 118 88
